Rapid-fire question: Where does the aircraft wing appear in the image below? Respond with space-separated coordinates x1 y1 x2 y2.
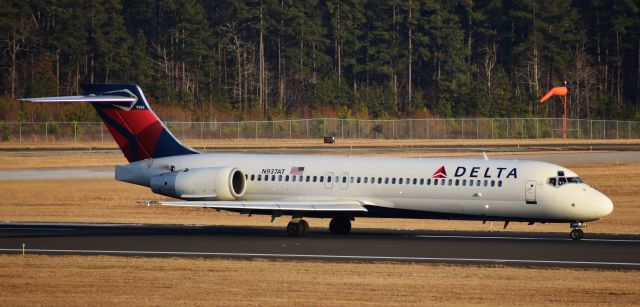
157 199 368 212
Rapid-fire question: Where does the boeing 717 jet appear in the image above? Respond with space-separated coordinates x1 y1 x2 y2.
23 84 614 240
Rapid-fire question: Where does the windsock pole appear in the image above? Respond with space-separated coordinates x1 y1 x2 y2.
563 93 567 143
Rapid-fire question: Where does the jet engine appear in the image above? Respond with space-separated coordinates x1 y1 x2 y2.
150 167 246 200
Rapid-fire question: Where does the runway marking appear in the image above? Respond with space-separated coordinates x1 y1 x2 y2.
0 248 639 268
0 227 76 231
413 235 640 243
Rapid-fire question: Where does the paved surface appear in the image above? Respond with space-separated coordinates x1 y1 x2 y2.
1 223 639 269
1 151 638 180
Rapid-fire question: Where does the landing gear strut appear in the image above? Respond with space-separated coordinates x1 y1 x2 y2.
287 219 309 237
569 222 584 240
329 217 352 234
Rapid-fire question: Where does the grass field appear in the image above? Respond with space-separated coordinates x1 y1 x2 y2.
1 145 639 305
0 255 638 306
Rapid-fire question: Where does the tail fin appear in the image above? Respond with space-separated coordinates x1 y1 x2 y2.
22 84 198 162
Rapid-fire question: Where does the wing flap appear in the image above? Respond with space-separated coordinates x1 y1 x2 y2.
158 200 368 212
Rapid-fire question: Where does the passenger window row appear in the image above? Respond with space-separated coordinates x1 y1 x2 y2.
245 174 503 188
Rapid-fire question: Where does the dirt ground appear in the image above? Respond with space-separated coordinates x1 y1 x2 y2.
1 145 638 305
0 162 638 234
0 255 638 306
1 137 638 150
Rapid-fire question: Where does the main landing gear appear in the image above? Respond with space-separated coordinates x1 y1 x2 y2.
569 221 584 240
286 219 309 237
285 217 353 237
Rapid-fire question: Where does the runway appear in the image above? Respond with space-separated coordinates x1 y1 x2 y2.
1 223 639 269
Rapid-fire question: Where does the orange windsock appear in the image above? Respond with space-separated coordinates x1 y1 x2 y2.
539 86 568 103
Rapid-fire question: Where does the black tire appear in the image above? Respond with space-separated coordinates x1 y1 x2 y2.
287 221 300 237
570 229 584 240
299 220 310 236
329 217 351 234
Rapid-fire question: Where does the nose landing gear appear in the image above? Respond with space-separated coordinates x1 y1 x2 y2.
569 221 584 240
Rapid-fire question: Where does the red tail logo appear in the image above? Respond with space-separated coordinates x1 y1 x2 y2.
432 166 447 178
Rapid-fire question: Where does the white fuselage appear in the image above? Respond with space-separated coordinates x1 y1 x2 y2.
116 153 614 223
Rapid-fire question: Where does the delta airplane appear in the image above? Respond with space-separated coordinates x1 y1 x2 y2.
23 84 614 240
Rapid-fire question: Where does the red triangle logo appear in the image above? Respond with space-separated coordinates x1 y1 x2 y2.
432 166 447 178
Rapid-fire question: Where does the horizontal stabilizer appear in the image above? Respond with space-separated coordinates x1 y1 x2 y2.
157 200 368 212
20 95 136 106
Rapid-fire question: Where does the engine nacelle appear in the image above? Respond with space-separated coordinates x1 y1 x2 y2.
150 167 246 200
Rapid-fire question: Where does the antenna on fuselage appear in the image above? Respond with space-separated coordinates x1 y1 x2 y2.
482 152 489 161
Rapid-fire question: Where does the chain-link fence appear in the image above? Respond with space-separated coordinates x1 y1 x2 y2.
0 118 638 143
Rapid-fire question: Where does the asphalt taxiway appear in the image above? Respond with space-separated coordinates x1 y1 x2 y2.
0 223 638 269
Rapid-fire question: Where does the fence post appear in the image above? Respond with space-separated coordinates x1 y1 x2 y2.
237 122 240 140
19 122 22 143
476 118 479 139
491 119 494 139
74 122 77 143
201 122 204 140
45 122 48 142
392 120 395 139
536 118 539 139
289 121 292 139
461 119 464 139
616 121 619 140
590 120 593 139
629 121 632 139
603 121 606 139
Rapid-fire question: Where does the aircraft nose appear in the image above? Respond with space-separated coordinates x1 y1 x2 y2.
593 191 614 218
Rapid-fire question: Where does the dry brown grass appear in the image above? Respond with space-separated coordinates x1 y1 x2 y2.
0 254 637 306
0 163 638 234
2 137 639 150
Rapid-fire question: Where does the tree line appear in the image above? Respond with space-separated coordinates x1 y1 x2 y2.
1 0 639 121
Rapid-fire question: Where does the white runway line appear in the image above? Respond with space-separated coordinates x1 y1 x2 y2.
414 234 640 243
0 227 76 231
0 248 638 267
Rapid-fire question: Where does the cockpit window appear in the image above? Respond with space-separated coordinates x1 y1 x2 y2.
548 176 583 187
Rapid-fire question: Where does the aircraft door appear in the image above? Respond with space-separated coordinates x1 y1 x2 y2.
525 180 537 204
339 172 349 190
324 172 334 189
